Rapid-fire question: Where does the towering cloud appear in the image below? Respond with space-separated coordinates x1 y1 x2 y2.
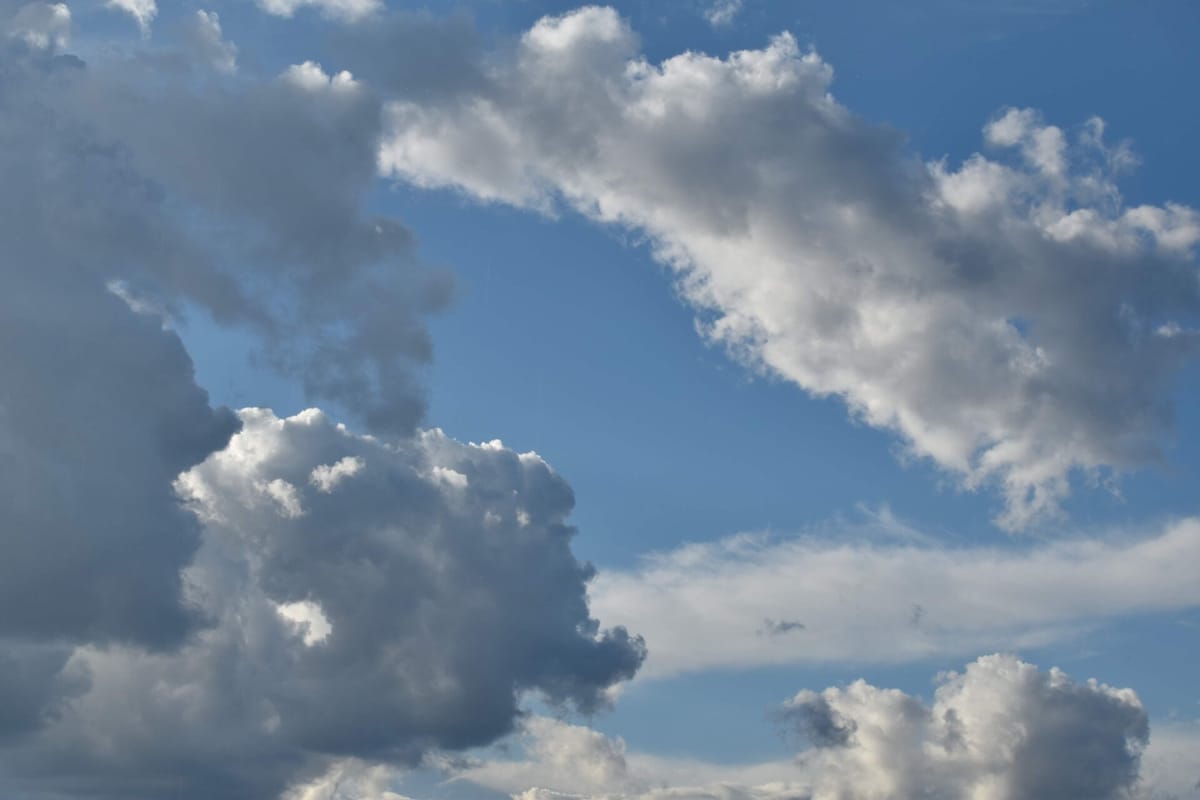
380 6 1200 528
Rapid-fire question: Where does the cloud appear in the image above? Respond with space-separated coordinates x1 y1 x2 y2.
589 517 1200 677
379 6 1200 529
255 0 381 22
185 10 237 74
1 11 456 436
0 408 643 798
0 20 241 651
463 655 1162 800
6 1 69 48
105 0 154 32
0 17 641 797
704 0 743 27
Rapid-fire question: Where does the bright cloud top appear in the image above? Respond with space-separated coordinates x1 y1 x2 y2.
591 517 1200 677
381 6 1200 529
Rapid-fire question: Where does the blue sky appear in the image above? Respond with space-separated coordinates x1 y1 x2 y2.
3 0 1200 798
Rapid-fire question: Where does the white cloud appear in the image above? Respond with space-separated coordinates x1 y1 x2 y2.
462 655 1169 800
256 0 380 22
704 0 743 28
309 455 364 492
590 517 1200 677
6 2 69 49
105 0 154 32
380 7 1200 529
188 10 237 73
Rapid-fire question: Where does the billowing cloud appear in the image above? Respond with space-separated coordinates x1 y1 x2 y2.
380 6 1200 529
0 408 643 798
0 12 641 796
465 655 1161 800
590 516 1200 677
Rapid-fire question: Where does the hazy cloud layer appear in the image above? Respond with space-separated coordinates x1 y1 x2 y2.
380 6 1200 529
590 517 1200 677
463 655 1162 800
0 408 643 798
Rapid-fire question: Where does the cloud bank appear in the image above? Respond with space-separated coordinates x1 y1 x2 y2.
381 6 1200 528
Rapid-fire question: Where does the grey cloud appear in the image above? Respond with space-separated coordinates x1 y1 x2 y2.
328 10 489 102
0 409 644 798
0 29 239 649
759 619 805 637
776 693 857 748
380 7 1200 529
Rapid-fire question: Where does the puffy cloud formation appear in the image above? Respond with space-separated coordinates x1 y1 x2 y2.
467 656 1156 800
0 409 643 798
380 6 1200 529
591 516 1200 677
0 10 641 797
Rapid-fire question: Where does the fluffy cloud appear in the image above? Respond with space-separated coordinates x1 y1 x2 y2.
590 515 1200 677
380 6 1200 529
0 408 643 798
465 655 1161 800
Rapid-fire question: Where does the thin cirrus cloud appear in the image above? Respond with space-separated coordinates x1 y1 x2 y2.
589 516 1200 678
379 5 1200 530
458 654 1174 800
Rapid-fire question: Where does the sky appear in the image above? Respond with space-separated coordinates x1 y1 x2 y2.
1 0 1198 798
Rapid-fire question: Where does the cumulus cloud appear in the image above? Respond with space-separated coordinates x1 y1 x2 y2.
0 408 643 798
464 655 1161 800
590 516 1200 677
380 6 1200 529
